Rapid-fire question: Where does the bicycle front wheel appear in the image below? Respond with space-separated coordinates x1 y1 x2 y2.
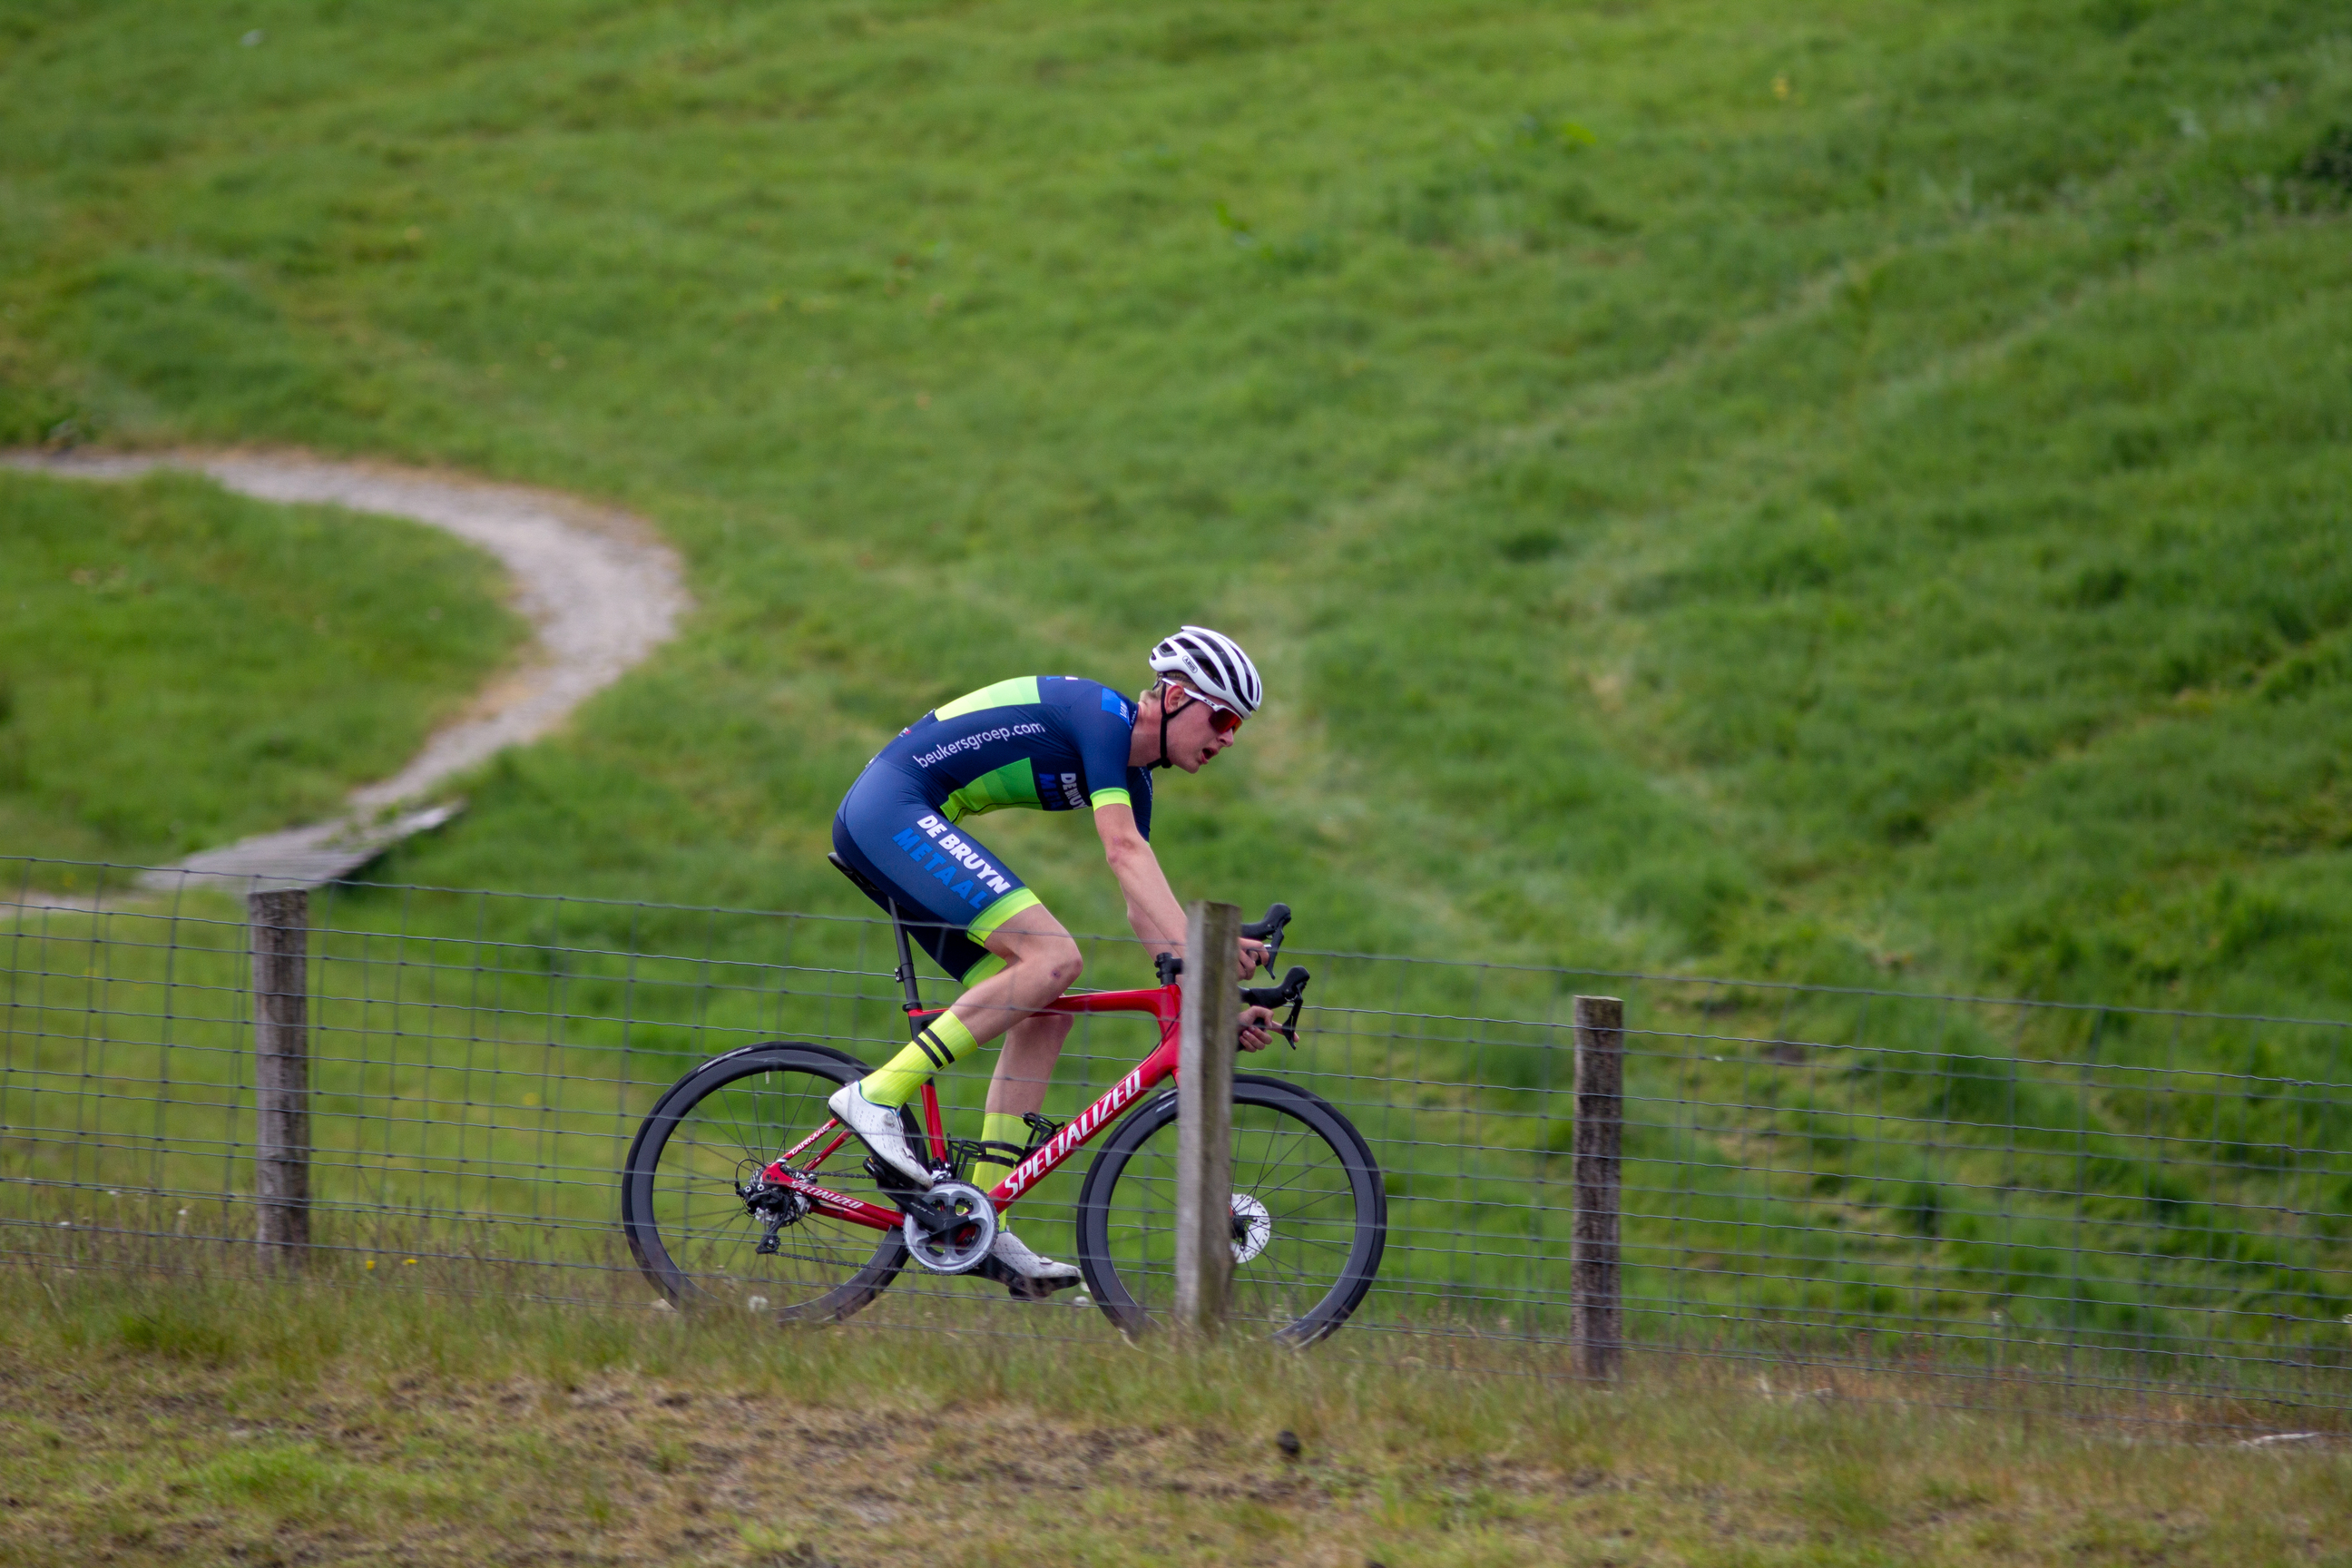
621 1043 908 1322
1074 1073 1385 1345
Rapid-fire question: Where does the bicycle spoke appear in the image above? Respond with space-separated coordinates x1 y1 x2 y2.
1086 1084 1376 1342
629 1053 900 1317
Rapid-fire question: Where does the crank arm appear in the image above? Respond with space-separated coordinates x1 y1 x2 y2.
898 1188 978 1238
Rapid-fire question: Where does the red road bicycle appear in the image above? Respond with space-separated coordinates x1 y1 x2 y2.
621 867 1386 1343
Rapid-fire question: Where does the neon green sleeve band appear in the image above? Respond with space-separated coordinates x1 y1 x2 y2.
967 887 1043 944
1090 788 1132 811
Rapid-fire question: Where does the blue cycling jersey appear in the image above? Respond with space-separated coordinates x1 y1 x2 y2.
869 674 1154 836
831 675 1153 982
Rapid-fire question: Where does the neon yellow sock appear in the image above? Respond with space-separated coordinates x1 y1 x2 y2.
970 1111 1031 1192
858 1011 981 1106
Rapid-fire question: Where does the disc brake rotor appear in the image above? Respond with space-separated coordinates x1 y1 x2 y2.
1230 1192 1272 1265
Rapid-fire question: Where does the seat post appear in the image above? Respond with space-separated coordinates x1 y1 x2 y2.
887 899 925 1026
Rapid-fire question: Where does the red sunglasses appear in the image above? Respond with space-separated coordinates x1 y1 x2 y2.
1165 682 1244 734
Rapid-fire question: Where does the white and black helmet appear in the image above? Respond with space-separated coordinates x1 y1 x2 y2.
1148 625 1263 718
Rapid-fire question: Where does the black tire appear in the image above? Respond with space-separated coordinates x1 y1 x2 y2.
1074 1073 1385 1345
621 1042 911 1323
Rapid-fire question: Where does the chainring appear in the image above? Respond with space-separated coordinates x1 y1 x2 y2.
901 1180 998 1275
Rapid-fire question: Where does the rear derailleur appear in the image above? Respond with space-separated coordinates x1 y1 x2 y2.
736 1167 812 1256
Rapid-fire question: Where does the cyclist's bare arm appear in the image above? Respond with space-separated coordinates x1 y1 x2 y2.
1094 802 1279 1050
1093 802 1183 959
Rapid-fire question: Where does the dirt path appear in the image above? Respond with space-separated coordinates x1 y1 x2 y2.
5 448 690 886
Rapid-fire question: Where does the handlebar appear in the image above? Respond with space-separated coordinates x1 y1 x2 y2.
1151 902 1293 986
1149 905 1312 1046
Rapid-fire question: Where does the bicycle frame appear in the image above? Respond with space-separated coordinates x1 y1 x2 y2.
750 929 1187 1236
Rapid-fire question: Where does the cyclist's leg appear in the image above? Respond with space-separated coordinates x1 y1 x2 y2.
861 897 1078 1107
968 1013 1074 1192
956 914 1086 1290
986 1014 1075 1119
831 786 1079 1107
947 901 1081 1054
831 791 1083 1286
948 911 1086 1294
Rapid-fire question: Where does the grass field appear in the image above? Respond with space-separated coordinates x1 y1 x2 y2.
0 1269 2346 1567
5 0 2350 1014
6 0 2352 1465
0 468 523 867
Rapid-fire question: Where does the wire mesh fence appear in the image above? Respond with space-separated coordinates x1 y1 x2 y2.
5 856 2347 1430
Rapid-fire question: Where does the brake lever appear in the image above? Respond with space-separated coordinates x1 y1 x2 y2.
1239 965 1308 1009
1278 984 1307 1045
1239 966 1311 1047
1239 902 1291 974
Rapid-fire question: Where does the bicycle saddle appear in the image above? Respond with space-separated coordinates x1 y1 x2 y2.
827 850 887 903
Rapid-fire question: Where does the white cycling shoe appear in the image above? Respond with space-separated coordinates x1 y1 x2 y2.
826 1083 933 1189
980 1229 1083 1299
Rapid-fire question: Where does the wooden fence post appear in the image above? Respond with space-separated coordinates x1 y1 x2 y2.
1572 994 1624 1379
1173 900 1240 1336
250 887 311 1269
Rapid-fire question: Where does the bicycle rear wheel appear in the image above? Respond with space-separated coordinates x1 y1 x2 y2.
1073 1073 1385 1345
621 1043 908 1322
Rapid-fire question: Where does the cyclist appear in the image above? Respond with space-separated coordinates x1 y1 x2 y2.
826 626 1280 1296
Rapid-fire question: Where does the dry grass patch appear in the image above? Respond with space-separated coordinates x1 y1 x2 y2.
0 1272 2346 1564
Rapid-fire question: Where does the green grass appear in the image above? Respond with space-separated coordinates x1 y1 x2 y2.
5 0 2352 1381
0 468 524 867
0 1269 2347 1567
2 0 2347 1009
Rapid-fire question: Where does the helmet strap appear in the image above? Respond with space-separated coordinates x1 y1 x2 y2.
1153 681 1175 769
